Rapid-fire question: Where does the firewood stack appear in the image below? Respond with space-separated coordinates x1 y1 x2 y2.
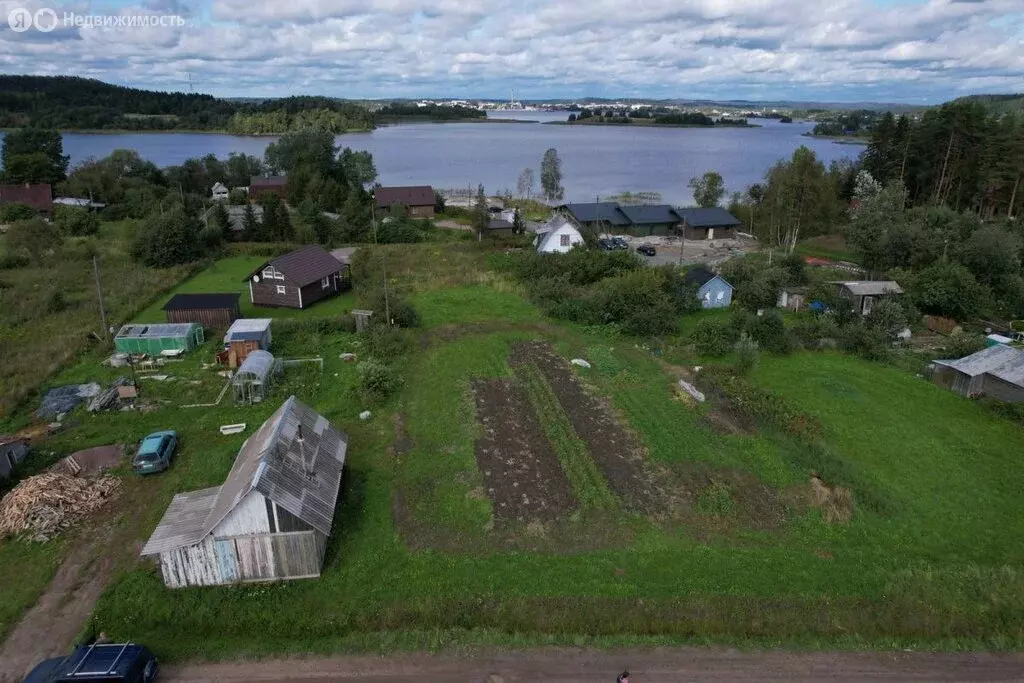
0 473 121 541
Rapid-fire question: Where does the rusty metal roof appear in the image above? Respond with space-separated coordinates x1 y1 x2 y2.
0 183 52 213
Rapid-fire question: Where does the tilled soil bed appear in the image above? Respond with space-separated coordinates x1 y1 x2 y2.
509 341 662 512
471 378 575 523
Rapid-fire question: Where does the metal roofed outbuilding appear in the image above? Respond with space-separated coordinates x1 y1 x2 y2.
232 349 280 403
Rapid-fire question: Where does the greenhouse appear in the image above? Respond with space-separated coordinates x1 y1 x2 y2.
232 350 280 404
114 323 204 355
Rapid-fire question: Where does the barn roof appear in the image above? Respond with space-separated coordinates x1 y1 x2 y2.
162 293 240 311
617 204 681 225
558 202 631 226
934 344 1024 384
683 267 718 287
834 280 904 296
250 175 286 187
141 396 348 556
140 487 220 555
249 245 342 287
374 185 435 208
675 207 742 228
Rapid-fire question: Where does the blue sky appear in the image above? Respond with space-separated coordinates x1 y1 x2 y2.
1 0 1021 103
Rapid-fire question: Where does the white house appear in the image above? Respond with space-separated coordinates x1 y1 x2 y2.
211 182 229 201
534 215 585 253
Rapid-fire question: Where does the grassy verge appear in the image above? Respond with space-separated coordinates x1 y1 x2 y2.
516 362 616 510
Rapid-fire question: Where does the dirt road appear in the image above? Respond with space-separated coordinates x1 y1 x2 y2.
163 648 1024 682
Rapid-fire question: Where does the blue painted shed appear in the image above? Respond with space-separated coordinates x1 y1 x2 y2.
684 267 733 309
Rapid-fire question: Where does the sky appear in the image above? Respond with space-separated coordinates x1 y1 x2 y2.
0 0 1021 103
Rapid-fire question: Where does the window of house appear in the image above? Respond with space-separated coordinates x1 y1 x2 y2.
717 290 725 300
276 285 286 295
262 266 284 280
321 276 330 290
560 234 570 247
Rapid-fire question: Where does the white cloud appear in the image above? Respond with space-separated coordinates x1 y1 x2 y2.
0 0 1020 101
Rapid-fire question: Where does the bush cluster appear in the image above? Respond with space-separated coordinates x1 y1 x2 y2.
510 250 699 337
357 359 402 404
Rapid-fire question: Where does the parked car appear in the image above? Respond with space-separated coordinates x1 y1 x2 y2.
611 237 630 250
24 642 159 683
598 238 615 251
635 244 657 257
132 430 178 475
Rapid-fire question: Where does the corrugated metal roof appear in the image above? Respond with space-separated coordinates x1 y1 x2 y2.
142 397 348 555
0 183 52 213
834 280 904 296
675 207 742 228
933 344 1023 378
225 318 272 334
140 487 220 555
203 396 347 539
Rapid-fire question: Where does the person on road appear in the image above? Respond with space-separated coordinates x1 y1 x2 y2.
617 670 630 683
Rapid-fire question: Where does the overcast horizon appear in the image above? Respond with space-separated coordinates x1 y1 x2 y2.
1 0 1021 104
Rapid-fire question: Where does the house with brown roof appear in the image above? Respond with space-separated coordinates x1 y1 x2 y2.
245 245 347 309
0 183 53 218
249 175 287 201
374 185 435 218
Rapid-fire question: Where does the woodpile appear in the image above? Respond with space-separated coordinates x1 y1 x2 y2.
0 473 121 541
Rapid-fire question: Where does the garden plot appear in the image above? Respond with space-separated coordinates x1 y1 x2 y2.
470 378 575 524
509 341 662 513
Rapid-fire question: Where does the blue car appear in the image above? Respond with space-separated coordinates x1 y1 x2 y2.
132 430 178 475
24 642 158 683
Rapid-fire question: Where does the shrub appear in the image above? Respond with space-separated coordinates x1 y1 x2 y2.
748 311 793 355
360 323 410 361
941 331 986 358
132 207 203 267
53 206 99 236
690 318 735 356
839 321 891 361
865 298 908 339
621 299 677 337
45 289 68 313
0 252 29 269
0 202 38 222
365 289 420 328
733 332 760 375
357 359 401 403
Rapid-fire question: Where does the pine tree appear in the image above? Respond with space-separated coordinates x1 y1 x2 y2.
472 184 488 240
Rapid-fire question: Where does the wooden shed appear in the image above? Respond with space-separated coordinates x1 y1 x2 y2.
162 293 241 330
141 396 348 588
223 318 273 366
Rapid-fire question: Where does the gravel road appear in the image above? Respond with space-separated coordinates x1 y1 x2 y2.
162 647 1024 682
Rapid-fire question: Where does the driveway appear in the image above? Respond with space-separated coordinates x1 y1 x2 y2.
161 648 1024 682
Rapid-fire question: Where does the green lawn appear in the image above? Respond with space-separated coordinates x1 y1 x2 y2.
133 256 358 323
5 249 1024 659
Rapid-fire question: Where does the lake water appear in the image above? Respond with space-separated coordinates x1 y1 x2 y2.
46 112 857 204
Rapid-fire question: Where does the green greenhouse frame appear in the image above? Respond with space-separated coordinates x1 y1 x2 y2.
114 323 205 355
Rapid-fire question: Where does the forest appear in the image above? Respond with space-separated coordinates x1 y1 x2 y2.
372 102 486 121
0 76 374 133
727 98 1024 323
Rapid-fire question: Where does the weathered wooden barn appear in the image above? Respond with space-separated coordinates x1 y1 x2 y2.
833 280 904 315
162 293 241 330
246 245 346 310
141 396 348 588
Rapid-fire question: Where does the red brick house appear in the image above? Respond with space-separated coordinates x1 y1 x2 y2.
246 245 347 310
0 183 53 218
249 176 287 202
374 185 435 218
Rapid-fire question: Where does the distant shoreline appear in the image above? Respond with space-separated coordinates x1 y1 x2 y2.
801 133 870 145
545 120 760 129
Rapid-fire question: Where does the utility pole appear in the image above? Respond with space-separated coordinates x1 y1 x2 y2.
370 203 390 324
92 256 108 338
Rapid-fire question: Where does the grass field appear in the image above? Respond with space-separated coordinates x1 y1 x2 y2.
3 241 1024 658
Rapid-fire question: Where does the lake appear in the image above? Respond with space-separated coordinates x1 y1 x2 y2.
49 112 857 204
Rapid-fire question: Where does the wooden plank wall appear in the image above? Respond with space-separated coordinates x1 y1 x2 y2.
160 530 326 588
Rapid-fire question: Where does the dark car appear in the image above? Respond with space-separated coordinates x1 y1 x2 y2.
635 244 657 257
24 642 159 683
598 238 615 251
611 237 630 250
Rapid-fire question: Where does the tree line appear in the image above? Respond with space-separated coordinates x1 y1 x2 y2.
0 76 375 133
